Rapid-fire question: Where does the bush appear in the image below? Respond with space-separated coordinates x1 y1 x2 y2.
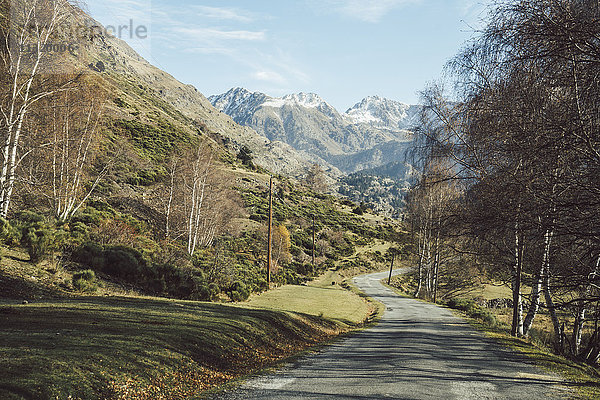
73 243 146 281
446 298 498 326
195 282 220 301
102 246 146 280
228 280 250 302
0 218 20 245
73 242 105 270
72 270 97 292
23 225 57 263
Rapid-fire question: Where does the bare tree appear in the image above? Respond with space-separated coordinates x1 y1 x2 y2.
0 0 76 217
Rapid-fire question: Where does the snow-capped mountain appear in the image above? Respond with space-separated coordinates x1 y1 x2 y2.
345 95 421 131
209 87 268 126
209 88 419 174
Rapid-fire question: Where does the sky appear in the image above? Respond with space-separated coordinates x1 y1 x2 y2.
85 0 491 111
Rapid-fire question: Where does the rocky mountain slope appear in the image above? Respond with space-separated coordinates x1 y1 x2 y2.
78 15 314 179
209 88 419 174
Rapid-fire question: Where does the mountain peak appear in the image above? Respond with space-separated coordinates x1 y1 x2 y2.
261 92 330 109
208 88 269 124
344 96 417 129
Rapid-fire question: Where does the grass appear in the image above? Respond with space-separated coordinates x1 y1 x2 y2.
465 317 600 399
469 282 512 300
0 269 376 399
0 296 346 400
245 284 373 327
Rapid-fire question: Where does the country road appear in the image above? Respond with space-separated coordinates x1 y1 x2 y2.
210 270 570 399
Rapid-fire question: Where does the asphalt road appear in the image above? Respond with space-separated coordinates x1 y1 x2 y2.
210 270 570 399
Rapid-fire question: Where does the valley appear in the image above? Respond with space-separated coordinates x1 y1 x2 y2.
1 0 599 399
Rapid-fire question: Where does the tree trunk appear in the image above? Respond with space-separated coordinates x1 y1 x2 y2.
572 300 586 357
524 227 552 335
433 238 440 304
511 223 524 337
543 263 563 353
414 224 425 297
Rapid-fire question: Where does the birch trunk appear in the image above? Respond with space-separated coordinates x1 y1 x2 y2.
572 300 586 356
511 221 524 337
414 224 424 297
523 227 553 335
543 261 563 353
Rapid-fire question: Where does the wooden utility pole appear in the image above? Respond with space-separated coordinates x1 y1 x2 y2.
267 176 273 285
387 252 395 285
312 215 316 268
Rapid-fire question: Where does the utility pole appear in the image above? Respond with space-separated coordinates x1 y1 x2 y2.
267 176 273 285
312 215 316 268
387 252 396 285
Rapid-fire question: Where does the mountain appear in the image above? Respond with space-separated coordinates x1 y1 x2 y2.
345 95 421 131
80 27 315 179
209 88 419 174
338 161 414 217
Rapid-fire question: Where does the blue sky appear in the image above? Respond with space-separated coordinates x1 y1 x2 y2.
85 0 490 111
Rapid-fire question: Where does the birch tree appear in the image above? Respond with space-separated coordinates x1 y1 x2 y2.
184 144 213 256
0 0 75 217
50 81 106 221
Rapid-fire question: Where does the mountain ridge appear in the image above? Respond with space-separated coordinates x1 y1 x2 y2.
209 88 419 175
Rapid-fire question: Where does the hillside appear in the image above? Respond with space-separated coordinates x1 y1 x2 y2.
75 14 312 179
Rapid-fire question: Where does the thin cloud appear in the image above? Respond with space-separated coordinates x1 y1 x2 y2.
87 0 153 24
308 0 421 23
172 27 266 42
252 70 287 84
191 5 255 22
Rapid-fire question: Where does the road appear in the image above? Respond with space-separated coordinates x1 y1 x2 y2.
210 270 570 399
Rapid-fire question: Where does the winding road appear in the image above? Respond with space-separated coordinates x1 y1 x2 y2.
211 270 570 399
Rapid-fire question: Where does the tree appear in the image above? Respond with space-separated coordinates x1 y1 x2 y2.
305 163 327 193
0 0 76 217
410 0 600 358
148 142 240 256
271 224 291 272
43 77 107 221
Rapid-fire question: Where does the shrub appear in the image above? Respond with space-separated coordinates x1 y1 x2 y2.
446 298 498 326
208 282 220 296
102 246 146 280
228 280 250 302
73 242 104 270
23 225 57 263
72 243 146 281
73 269 96 281
72 270 97 292
0 218 20 245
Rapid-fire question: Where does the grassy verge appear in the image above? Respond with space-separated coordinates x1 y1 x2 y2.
245 284 372 327
477 325 600 399
0 295 347 400
0 270 376 400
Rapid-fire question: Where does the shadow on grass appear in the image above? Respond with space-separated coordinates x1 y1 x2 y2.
0 271 63 300
0 296 341 399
